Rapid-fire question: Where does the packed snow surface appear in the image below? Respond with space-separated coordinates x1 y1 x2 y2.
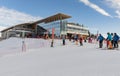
0 38 120 76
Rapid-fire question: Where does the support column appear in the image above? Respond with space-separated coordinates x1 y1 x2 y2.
6 31 9 39
22 31 25 38
60 16 62 36
35 24 37 35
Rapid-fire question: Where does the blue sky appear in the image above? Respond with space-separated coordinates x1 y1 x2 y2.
0 0 120 35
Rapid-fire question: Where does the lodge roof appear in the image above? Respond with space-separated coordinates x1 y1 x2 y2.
1 13 71 32
1 23 33 32
34 13 71 24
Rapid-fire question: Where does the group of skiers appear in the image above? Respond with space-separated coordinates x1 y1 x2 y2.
62 34 84 46
97 32 120 49
61 32 119 49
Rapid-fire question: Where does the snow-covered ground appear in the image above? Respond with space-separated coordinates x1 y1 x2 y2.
0 37 62 56
0 38 120 76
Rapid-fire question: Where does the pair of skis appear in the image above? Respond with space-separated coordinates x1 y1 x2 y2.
100 47 119 51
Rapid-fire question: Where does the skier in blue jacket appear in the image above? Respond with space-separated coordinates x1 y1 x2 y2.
113 33 119 48
97 34 104 48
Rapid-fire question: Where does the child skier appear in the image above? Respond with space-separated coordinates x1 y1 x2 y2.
106 32 112 49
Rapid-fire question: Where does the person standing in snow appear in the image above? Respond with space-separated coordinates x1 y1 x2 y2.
111 33 114 47
97 34 104 48
79 35 83 46
113 33 119 48
106 32 112 49
62 35 66 45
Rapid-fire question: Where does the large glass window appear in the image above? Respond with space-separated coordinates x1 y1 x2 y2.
38 20 61 36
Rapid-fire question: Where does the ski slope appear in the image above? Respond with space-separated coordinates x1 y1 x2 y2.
0 37 63 56
0 38 120 76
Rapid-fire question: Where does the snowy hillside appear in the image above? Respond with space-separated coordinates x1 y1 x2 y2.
0 38 120 76
0 37 72 56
